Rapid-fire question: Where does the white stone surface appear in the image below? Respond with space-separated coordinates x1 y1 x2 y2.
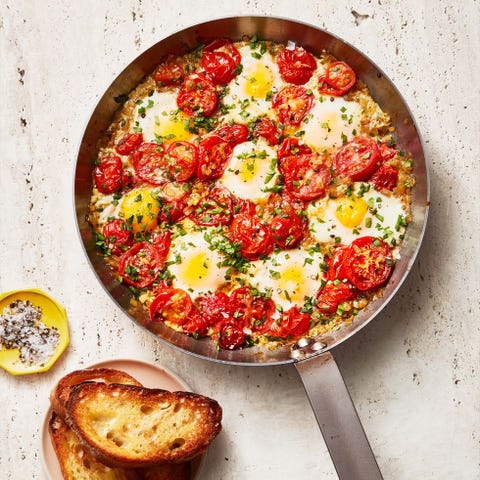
1 1 479 479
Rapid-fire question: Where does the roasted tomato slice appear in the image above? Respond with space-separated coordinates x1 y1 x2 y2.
190 183 234 226
218 320 246 350
379 142 397 161
94 155 123 194
316 281 356 314
230 286 276 332
282 153 331 200
270 307 311 339
344 236 393 291
115 132 143 156
253 118 280 146
197 135 233 180
325 61 356 94
149 288 193 326
177 73 217 117
334 136 381 181
272 86 314 126
270 213 304 248
196 292 232 327
277 137 312 172
229 214 273 260
154 58 185 86
204 39 241 65
214 123 249 145
182 310 209 336
118 241 168 289
277 46 317 85
132 142 166 185
164 141 198 182
318 74 345 96
102 219 133 256
326 246 351 281
202 51 236 85
371 163 398 191
149 230 172 259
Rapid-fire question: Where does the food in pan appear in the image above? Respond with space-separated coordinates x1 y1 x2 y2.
48 367 221 479
89 37 414 349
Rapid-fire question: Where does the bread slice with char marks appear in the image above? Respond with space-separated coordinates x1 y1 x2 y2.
50 368 142 421
66 382 222 468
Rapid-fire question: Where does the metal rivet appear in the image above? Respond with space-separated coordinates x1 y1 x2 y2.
290 349 304 359
311 341 326 351
296 337 313 349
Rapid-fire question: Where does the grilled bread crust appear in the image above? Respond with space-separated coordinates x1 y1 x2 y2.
50 368 143 421
66 383 222 468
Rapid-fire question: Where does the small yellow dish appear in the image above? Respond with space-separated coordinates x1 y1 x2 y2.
0 289 69 375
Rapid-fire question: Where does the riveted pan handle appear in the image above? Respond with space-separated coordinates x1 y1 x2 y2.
294 352 383 480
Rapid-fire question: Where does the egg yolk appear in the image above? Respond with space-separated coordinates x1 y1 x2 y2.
154 113 192 142
237 156 258 183
119 189 160 234
245 64 274 99
177 252 210 289
335 195 368 228
278 266 305 302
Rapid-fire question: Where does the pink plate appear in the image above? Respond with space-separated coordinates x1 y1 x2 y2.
41 358 205 479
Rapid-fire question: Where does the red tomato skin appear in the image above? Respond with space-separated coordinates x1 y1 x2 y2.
214 123 249 145
326 246 350 281
196 136 233 180
182 310 209 336
272 86 314 126
165 141 198 182
149 230 172 259
344 236 393 291
236 198 257 216
218 321 246 350
94 156 123 194
189 183 234 226
253 118 280 146
132 142 166 185
318 74 344 96
334 137 382 181
379 142 397 161
325 61 356 94
115 133 144 156
102 219 133 256
177 73 217 117
277 46 317 85
202 51 236 85
149 288 193 326
270 212 304 248
203 39 241 65
371 163 398 191
277 137 312 161
316 281 356 315
270 307 311 339
118 241 167 289
230 286 276 331
229 214 274 260
282 153 331 201
197 292 232 326
154 60 184 86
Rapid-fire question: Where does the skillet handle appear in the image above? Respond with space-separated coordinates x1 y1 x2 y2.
294 351 383 480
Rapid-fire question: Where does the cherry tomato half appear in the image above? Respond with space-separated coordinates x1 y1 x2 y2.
334 136 381 181
164 141 198 182
325 61 356 94
118 241 168 289
94 155 123 194
177 73 217 117
218 321 246 350
253 118 280 146
149 288 193 326
203 39 241 65
197 135 233 180
282 153 331 201
202 51 236 85
272 86 314 126
270 212 304 248
344 236 393 291
270 307 311 339
318 74 345 97
371 163 398 191
277 46 317 85
230 286 276 332
316 281 356 315
154 58 185 86
115 132 144 156
379 142 397 161
190 183 234 226
197 292 232 326
326 246 351 281
214 123 249 145
132 142 167 185
229 214 274 260
102 219 133 256
182 311 209 336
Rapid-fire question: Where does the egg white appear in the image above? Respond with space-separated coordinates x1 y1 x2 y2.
219 139 279 201
246 248 325 311
307 183 407 247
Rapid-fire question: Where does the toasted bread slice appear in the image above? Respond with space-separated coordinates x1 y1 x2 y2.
49 413 140 480
66 383 222 468
51 368 142 420
136 463 190 480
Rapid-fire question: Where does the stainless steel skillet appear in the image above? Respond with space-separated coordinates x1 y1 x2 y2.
74 16 429 479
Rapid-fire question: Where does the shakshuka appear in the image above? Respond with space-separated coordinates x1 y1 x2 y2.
89 37 414 350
